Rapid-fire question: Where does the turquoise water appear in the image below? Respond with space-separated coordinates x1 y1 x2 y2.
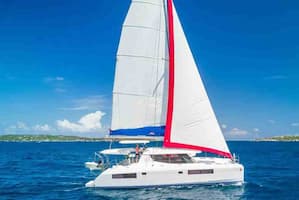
0 141 298 199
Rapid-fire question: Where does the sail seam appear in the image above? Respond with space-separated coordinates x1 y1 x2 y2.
184 116 215 128
112 92 159 98
117 54 169 61
132 0 162 7
123 25 166 33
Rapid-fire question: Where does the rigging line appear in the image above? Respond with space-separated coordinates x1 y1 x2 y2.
152 72 166 97
184 116 214 128
111 51 120 130
112 92 157 98
160 0 170 125
153 0 164 125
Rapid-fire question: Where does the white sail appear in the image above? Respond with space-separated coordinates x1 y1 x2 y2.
111 0 169 135
164 2 231 158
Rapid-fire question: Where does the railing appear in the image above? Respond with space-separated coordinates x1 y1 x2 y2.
233 153 240 163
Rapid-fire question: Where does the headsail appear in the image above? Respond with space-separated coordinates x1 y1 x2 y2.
110 0 169 137
110 0 232 158
163 0 232 158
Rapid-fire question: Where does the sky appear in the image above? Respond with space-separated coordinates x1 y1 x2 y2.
0 0 299 139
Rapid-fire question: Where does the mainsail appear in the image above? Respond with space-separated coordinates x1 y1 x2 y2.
110 0 232 158
110 0 169 136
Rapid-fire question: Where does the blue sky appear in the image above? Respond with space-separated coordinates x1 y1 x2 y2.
0 0 298 139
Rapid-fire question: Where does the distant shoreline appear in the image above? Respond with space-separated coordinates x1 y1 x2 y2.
255 135 299 142
0 134 161 142
1 134 298 142
0 135 105 142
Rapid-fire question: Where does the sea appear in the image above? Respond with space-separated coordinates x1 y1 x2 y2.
0 141 298 200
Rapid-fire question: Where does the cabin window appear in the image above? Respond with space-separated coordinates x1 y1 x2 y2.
188 169 214 175
150 154 193 164
112 173 137 179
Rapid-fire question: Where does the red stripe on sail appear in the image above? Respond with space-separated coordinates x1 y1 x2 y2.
163 0 175 145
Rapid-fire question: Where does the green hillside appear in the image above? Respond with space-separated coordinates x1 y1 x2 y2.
0 134 103 142
257 135 299 141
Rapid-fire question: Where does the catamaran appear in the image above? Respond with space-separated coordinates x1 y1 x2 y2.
85 0 244 188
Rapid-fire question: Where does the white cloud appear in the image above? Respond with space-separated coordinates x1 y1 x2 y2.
57 111 105 133
268 120 276 124
291 122 299 127
43 76 67 93
228 128 248 136
44 76 64 82
32 124 52 132
5 122 54 133
16 121 30 130
221 124 227 129
253 128 260 132
55 77 64 81
5 121 29 133
60 95 107 111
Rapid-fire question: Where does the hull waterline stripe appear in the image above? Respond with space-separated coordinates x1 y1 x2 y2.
163 0 232 159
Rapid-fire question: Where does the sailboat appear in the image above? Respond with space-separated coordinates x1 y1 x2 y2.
85 0 244 188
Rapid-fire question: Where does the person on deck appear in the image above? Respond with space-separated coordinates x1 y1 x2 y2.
135 144 140 162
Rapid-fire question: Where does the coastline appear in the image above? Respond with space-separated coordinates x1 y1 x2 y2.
1 134 298 142
0 134 162 142
0 134 105 142
255 135 299 142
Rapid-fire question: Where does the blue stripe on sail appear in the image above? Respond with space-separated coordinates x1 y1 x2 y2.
110 126 165 136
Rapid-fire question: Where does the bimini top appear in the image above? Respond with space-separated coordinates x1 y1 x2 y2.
100 147 201 156
100 148 134 155
119 140 150 144
104 136 163 142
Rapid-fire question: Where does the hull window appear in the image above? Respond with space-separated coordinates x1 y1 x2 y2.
112 173 137 179
188 169 214 175
151 154 193 163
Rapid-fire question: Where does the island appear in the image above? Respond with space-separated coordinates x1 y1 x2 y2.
256 135 299 142
0 134 162 142
0 134 104 142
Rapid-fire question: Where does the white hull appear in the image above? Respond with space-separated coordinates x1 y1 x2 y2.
86 157 244 188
